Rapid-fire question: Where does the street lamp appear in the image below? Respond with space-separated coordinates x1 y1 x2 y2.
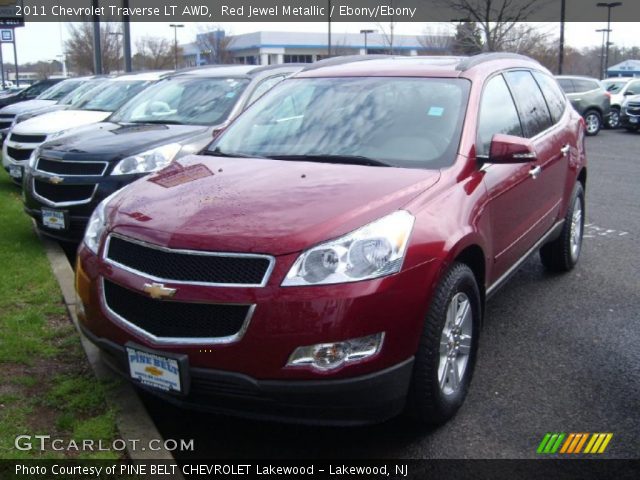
596 28 611 79
360 29 375 54
596 2 622 78
169 24 185 70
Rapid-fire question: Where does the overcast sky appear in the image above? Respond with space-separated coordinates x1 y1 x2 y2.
4 22 639 65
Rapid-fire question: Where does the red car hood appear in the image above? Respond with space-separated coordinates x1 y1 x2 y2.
108 155 440 256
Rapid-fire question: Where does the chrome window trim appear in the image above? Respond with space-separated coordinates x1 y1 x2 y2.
103 233 276 288
35 156 109 177
100 277 255 346
31 177 98 207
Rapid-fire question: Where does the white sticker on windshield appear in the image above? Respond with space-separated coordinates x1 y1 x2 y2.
428 106 444 117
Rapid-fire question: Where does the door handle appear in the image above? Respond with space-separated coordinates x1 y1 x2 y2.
529 166 542 179
561 145 571 156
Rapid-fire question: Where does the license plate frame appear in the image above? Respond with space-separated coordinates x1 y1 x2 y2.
8 164 22 180
41 208 67 231
125 342 190 395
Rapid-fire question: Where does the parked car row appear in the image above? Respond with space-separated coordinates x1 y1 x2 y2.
0 54 584 426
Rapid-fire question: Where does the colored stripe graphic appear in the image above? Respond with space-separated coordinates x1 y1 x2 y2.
539 433 613 454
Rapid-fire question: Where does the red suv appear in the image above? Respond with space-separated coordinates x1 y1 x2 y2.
75 54 586 425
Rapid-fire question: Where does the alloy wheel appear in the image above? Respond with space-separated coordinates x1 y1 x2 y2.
438 292 473 396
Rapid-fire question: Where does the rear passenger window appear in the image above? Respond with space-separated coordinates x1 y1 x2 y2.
477 74 523 157
573 79 599 93
557 78 575 93
505 71 553 137
532 72 567 124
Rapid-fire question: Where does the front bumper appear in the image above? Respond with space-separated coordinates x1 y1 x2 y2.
80 323 413 425
76 238 439 424
620 110 640 129
23 169 144 242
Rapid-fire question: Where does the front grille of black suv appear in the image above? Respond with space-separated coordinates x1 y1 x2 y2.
36 157 107 176
10 133 47 143
105 235 274 287
33 179 96 204
103 279 251 341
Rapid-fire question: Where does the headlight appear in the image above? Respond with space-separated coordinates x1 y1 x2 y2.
83 191 119 254
27 147 41 169
111 143 181 176
282 210 415 286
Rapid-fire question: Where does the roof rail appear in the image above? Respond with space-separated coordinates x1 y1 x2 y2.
302 54 391 71
456 53 539 71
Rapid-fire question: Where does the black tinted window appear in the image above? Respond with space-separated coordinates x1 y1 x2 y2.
532 72 567 124
505 71 553 137
573 79 599 93
557 78 575 93
477 74 523 157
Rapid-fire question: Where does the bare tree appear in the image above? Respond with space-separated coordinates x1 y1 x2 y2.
196 25 234 64
134 36 177 70
65 22 122 74
419 24 455 54
442 0 545 52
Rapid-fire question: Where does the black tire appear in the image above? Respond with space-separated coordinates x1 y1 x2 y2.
584 110 601 136
406 262 481 425
605 107 620 129
540 182 585 272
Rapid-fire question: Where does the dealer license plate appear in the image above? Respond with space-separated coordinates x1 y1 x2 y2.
126 346 183 393
41 209 66 230
9 165 22 179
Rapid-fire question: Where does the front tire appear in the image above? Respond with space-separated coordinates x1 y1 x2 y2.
584 110 601 136
606 108 620 129
540 183 585 272
407 263 481 425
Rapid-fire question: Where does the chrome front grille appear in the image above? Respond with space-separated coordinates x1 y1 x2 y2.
35 157 108 176
104 234 275 287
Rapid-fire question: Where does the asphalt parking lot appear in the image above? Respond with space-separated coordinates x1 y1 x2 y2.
139 129 639 459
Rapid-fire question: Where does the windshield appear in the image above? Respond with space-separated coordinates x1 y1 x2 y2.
602 80 628 94
209 77 470 169
37 79 83 101
110 77 249 126
61 79 108 106
75 80 150 112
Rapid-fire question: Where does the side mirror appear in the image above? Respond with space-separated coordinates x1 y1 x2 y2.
488 134 537 163
624 91 635 96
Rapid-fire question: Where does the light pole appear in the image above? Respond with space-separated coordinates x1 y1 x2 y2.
596 2 622 78
596 28 611 79
558 0 566 74
360 29 375 54
169 24 184 70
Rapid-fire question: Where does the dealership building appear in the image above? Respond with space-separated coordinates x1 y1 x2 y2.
181 30 452 66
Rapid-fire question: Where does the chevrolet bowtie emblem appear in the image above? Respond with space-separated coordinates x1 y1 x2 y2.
143 282 177 300
49 175 64 184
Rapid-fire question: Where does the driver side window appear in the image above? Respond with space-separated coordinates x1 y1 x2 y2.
477 74 523 157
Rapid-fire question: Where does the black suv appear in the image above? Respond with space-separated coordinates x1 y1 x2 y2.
23 64 302 242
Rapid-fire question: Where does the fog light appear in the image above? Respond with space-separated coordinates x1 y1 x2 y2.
287 333 384 371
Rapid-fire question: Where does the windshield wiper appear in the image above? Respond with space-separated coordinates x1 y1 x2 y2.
203 147 262 159
265 154 391 167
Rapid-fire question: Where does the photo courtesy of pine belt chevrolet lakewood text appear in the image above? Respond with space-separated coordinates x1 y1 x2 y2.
73 54 587 425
